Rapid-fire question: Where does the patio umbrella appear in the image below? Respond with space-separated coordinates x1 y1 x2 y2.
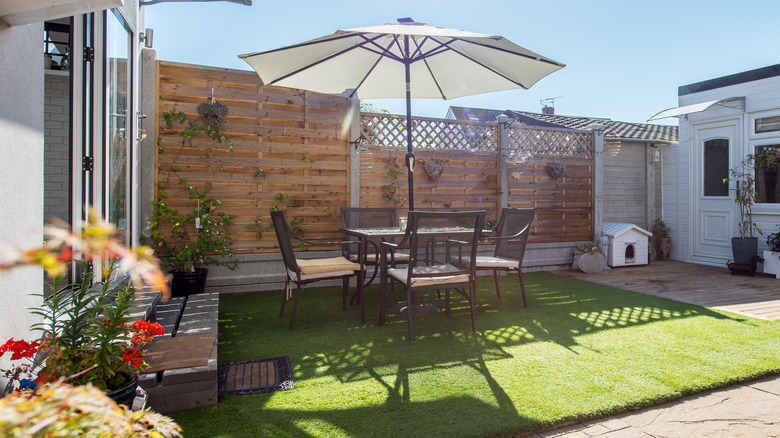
239 18 564 210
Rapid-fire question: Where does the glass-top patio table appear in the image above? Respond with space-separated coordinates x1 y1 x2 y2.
341 226 476 326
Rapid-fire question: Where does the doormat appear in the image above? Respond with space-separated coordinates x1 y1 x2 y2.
218 356 293 396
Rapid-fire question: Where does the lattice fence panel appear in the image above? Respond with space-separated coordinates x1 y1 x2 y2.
360 113 497 152
507 126 593 158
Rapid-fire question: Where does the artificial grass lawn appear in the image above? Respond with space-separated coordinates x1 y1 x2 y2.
169 271 780 437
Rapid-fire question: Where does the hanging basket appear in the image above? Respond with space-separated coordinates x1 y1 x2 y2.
423 159 444 181
197 101 229 128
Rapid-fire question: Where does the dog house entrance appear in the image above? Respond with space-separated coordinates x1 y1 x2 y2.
624 244 635 264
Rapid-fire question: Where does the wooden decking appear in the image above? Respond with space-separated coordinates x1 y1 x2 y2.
555 260 780 321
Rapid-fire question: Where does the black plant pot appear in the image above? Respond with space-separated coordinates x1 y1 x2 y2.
106 373 138 408
170 268 209 297
731 237 758 266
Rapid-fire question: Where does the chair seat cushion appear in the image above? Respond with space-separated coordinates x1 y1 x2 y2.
456 255 519 269
388 264 469 288
295 257 361 280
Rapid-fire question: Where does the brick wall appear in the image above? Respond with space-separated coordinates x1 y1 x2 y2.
44 72 70 224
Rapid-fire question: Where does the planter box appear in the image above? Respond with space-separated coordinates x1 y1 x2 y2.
763 250 780 278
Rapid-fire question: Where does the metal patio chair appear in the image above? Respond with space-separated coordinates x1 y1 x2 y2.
475 208 534 306
271 210 364 330
379 210 485 341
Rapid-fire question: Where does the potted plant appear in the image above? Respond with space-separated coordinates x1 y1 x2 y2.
725 155 765 265
572 242 607 273
0 210 169 406
763 225 780 278
146 186 238 297
651 218 671 260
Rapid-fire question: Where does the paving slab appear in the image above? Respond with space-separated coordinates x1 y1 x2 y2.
532 374 780 437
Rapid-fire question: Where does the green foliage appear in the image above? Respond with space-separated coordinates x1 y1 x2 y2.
576 241 598 253
145 186 238 272
381 156 406 208
724 153 778 238
651 218 670 239
162 107 234 155
767 225 780 252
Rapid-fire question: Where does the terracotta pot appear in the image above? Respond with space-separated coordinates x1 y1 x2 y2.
655 237 671 260
106 373 138 408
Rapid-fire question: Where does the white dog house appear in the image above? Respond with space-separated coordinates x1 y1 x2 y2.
602 222 652 267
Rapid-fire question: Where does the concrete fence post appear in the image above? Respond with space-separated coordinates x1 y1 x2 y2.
348 96 361 208
592 128 605 243
139 48 157 240
497 115 509 212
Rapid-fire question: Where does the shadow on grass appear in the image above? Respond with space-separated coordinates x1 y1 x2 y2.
171 271 757 438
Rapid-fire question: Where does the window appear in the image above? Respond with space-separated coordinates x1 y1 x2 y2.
756 116 780 134
703 138 729 196
44 20 70 70
755 144 780 203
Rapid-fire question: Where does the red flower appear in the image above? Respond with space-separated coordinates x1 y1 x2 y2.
0 338 41 360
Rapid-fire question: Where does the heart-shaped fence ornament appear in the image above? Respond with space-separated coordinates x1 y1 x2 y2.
424 160 444 181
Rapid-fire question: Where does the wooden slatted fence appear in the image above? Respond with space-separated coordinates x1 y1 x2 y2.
156 61 351 253
155 62 593 254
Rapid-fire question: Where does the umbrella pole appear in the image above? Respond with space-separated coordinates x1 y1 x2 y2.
404 35 415 211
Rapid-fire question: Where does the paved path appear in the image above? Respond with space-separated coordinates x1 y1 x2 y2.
529 374 780 437
556 260 780 320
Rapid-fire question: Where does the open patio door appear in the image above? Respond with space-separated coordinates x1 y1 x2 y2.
691 121 740 265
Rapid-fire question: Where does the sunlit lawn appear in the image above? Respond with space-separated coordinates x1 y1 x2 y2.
169 271 780 437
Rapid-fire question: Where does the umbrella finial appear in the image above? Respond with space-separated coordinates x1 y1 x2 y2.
397 17 416 24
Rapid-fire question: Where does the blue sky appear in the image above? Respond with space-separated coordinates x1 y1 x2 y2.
143 0 780 126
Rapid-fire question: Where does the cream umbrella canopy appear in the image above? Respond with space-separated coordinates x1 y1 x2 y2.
239 18 564 210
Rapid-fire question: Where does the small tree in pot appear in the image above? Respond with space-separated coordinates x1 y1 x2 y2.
146 186 238 296
724 154 772 266
651 218 671 260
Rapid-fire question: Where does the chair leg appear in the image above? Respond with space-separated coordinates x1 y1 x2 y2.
445 289 451 317
280 277 290 317
289 284 302 330
469 281 477 333
342 277 348 311
492 270 502 298
358 275 365 324
518 270 528 308
407 287 414 341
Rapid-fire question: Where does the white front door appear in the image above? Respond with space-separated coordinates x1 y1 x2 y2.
691 122 739 264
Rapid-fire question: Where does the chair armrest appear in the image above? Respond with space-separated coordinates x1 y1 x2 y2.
480 223 531 243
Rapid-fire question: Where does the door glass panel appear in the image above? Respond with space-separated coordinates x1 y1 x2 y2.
106 11 131 244
704 138 729 197
755 144 780 203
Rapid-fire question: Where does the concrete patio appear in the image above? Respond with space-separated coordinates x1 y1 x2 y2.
555 260 780 321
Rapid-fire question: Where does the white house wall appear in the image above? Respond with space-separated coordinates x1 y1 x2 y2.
669 72 780 264
0 22 45 390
